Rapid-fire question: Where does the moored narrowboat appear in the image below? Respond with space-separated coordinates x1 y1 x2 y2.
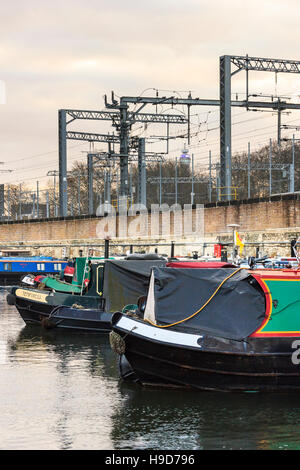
8 256 166 333
0 256 68 286
111 266 300 392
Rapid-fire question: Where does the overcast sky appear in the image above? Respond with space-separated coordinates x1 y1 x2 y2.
1 0 300 187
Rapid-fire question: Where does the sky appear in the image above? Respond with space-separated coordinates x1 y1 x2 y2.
1 0 300 188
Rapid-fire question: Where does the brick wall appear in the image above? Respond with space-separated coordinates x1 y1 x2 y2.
0 194 300 244
204 195 300 232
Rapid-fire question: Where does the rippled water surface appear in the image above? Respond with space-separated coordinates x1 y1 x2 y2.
1 288 300 450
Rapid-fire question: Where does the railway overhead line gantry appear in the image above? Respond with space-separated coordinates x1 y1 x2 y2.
58 55 300 216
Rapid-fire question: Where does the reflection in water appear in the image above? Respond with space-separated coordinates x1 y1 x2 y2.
111 384 300 450
9 325 118 380
2 290 300 450
0 292 121 449
6 326 121 450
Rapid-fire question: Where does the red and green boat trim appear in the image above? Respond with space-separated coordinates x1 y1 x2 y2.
250 269 300 338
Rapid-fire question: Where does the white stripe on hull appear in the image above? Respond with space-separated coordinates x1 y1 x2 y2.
117 316 203 348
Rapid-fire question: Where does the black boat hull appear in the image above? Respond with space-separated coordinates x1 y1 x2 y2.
112 314 300 392
14 296 54 324
43 306 112 333
10 288 103 327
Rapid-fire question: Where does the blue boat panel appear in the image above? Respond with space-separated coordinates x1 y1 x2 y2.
0 258 68 273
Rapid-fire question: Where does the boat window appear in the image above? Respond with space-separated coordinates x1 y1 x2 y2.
4 263 12 271
37 263 45 271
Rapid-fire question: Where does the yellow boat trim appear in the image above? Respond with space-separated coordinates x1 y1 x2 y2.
253 279 273 334
96 265 103 297
15 288 48 304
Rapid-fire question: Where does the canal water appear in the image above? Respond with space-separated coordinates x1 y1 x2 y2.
1 288 300 450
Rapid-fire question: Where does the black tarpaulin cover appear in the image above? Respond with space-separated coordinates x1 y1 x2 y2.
146 267 266 340
103 260 166 313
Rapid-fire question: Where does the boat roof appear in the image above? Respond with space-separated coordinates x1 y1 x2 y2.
167 261 237 268
252 269 300 279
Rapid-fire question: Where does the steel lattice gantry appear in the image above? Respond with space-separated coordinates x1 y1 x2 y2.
86 143 164 215
58 108 188 217
104 96 188 200
64 108 188 125
66 131 120 143
220 55 300 200
219 56 232 202
58 111 121 217
58 55 300 216
230 56 300 74
119 56 300 202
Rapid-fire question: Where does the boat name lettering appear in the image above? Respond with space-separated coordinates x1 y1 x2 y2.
15 289 48 303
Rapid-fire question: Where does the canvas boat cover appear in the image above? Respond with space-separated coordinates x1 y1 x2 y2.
103 259 166 313
144 267 266 341
125 253 166 261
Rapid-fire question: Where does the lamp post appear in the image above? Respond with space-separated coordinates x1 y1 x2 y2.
227 223 240 262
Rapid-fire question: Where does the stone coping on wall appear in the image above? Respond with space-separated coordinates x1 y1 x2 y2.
1 226 300 247
204 192 300 208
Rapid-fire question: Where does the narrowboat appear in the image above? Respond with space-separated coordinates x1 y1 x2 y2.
7 256 166 333
0 256 68 286
111 266 300 392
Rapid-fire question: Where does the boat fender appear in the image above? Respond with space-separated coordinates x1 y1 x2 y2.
41 317 56 330
72 303 85 309
118 355 139 382
6 294 16 306
137 296 147 316
84 279 89 287
37 282 46 290
109 331 126 355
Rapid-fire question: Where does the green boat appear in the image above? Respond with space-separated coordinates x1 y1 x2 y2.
35 256 110 295
7 255 167 332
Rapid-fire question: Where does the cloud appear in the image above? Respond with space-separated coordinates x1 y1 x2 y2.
0 0 300 185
